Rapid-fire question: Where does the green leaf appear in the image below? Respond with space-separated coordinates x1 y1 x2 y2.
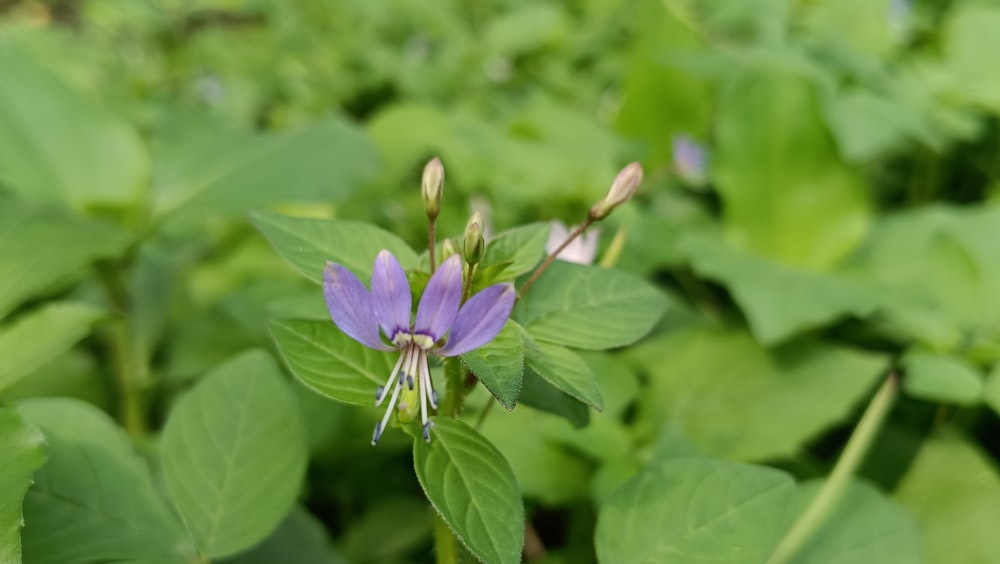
161 350 308 558
460 321 524 410
984 361 1000 417
522 333 603 411
481 223 550 279
896 431 1000 564
518 366 590 428
596 457 795 563
0 406 46 564
0 198 129 318
0 45 148 207
153 117 377 225
943 5 1000 112
514 261 667 350
0 302 106 393
413 418 524 564
714 59 869 270
479 407 592 505
679 233 880 344
789 479 922 564
269 318 393 406
250 211 419 284
900 350 983 406
341 499 432 564
629 327 885 461
19 398 193 564
223 506 345 564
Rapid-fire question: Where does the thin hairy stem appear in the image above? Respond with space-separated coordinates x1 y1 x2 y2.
518 218 594 300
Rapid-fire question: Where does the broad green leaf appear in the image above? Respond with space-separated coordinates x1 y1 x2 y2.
0 45 148 207
460 322 523 410
519 366 590 428
616 1 712 164
672 0 789 46
714 60 869 270
0 198 129 318
515 261 667 350
19 398 193 564
788 479 922 564
984 361 1000 417
341 499 432 564
900 350 983 406
629 327 885 461
0 407 46 564
483 5 567 56
161 350 308 558
943 5 1000 112
480 406 592 505
153 117 377 225
250 211 419 283
481 223 550 279
896 431 1000 564
223 506 345 564
679 234 881 344
269 318 393 406
596 457 795 563
0 302 106 393
522 334 603 411
413 418 524 564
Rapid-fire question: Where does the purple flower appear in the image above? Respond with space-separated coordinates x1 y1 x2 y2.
672 135 709 186
323 251 515 444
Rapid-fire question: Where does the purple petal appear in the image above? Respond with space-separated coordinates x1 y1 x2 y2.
323 262 393 351
435 283 515 356
413 254 463 341
371 250 412 341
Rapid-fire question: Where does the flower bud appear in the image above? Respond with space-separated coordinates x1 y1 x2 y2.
422 157 444 219
463 210 485 266
441 238 458 261
590 162 643 220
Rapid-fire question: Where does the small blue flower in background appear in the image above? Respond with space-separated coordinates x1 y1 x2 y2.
323 251 515 444
672 135 710 187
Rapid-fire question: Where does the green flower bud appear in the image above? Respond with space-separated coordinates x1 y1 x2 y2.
590 162 643 220
422 157 445 219
441 238 458 261
463 210 485 266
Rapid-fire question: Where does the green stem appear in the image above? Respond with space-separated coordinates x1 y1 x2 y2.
518 217 594 301
441 358 467 417
96 260 146 437
428 218 438 274
767 374 899 564
433 512 459 564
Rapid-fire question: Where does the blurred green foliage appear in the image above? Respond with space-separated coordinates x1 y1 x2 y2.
2 0 1000 562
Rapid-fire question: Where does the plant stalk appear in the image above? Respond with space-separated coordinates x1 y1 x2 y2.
518 217 594 300
433 512 459 564
767 373 899 564
428 219 438 273
96 260 146 437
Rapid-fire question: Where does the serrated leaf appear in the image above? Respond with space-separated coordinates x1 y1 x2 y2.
522 333 602 411
461 322 523 410
161 349 308 558
482 223 550 279
518 367 590 428
596 457 795 563
250 211 419 283
629 327 885 461
153 118 377 225
0 302 106 393
19 398 193 564
901 349 983 406
269 318 393 406
0 406 46 564
514 261 667 350
413 418 524 564
0 198 129 318
0 46 148 207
